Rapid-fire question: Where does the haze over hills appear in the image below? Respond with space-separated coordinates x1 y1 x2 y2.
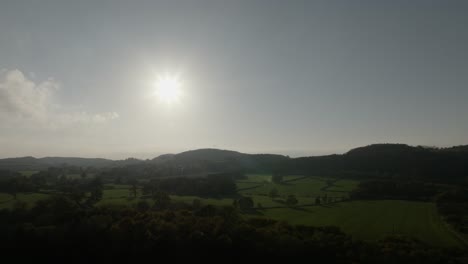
1 144 468 183
0 156 142 171
0 147 288 171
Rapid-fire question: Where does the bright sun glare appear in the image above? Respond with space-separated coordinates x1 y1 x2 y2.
154 73 182 104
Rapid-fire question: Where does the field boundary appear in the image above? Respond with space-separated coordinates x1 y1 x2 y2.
436 207 468 249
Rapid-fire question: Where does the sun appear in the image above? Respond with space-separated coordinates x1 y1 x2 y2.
154 73 182 104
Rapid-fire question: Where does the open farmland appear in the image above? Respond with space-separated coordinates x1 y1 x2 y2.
0 173 464 248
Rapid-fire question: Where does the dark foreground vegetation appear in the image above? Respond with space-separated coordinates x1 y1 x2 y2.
0 196 462 263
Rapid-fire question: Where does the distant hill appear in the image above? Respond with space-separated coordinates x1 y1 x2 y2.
282 144 468 183
441 145 468 152
0 156 143 171
0 148 288 172
1 144 468 183
151 148 289 173
0 157 44 171
346 143 423 156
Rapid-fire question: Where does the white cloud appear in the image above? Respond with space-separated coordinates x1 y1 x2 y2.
0 69 56 120
0 69 119 128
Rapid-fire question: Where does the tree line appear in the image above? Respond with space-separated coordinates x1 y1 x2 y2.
0 195 461 263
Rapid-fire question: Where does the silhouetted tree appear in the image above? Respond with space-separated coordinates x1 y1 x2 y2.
322 193 328 204
153 191 171 210
269 188 279 198
272 172 283 183
128 179 138 198
286 195 298 207
136 200 150 211
192 198 202 209
84 177 103 207
315 196 321 205
237 196 254 211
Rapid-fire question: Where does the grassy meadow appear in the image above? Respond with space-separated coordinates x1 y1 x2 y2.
0 173 464 248
258 200 461 248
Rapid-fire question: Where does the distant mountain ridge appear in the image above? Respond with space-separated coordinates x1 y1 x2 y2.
152 148 289 172
0 156 143 171
1 144 468 180
283 143 468 182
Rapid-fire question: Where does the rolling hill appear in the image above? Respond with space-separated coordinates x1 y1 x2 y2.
1 144 468 183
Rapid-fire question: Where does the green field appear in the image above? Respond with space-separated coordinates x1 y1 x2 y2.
235 174 464 248
97 186 234 207
0 192 50 209
0 173 464 248
257 200 462 248
0 193 13 205
238 174 355 197
18 171 38 177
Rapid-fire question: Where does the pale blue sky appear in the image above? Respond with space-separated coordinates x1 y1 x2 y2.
1 0 467 158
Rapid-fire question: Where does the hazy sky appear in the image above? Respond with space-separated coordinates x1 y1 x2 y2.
1 0 467 159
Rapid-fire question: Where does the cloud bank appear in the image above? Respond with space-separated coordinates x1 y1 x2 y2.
0 69 118 128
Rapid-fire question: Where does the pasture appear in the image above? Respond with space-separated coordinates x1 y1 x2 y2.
0 173 464 248
19 171 39 177
257 200 462 248
0 192 50 209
